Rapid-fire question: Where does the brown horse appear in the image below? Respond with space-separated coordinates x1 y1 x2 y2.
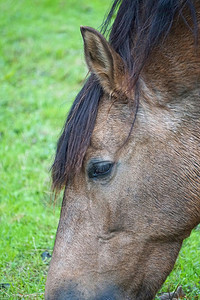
45 0 200 299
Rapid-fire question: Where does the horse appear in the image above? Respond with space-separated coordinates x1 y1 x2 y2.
45 0 200 299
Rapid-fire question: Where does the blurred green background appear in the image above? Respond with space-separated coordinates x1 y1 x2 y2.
0 0 199 299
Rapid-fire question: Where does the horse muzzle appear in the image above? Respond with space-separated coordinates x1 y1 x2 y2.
45 282 123 300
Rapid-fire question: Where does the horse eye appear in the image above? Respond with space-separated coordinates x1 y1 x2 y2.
87 161 114 180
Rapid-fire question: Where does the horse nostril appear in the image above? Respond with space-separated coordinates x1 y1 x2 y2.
46 284 83 300
54 290 79 300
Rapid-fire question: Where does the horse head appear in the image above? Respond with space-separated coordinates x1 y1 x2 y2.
45 1 200 299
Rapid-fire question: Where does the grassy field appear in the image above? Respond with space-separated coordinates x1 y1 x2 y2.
0 0 199 299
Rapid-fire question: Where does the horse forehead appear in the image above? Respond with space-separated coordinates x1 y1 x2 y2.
90 99 130 149
90 117 123 150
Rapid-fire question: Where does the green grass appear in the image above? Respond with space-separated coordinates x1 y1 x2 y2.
0 0 199 299
156 227 200 299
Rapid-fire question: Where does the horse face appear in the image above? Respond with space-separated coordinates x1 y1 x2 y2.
45 27 200 299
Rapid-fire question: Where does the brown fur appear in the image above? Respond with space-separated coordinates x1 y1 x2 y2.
46 5 200 300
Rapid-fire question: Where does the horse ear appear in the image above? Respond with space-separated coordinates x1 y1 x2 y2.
80 26 126 95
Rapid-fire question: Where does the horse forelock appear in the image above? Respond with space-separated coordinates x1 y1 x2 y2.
52 76 102 192
52 0 199 193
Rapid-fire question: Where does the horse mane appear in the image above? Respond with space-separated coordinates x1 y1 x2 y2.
52 0 199 192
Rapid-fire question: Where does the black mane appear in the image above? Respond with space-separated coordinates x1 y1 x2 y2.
52 0 198 191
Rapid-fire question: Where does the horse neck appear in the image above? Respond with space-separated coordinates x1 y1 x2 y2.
142 6 200 110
